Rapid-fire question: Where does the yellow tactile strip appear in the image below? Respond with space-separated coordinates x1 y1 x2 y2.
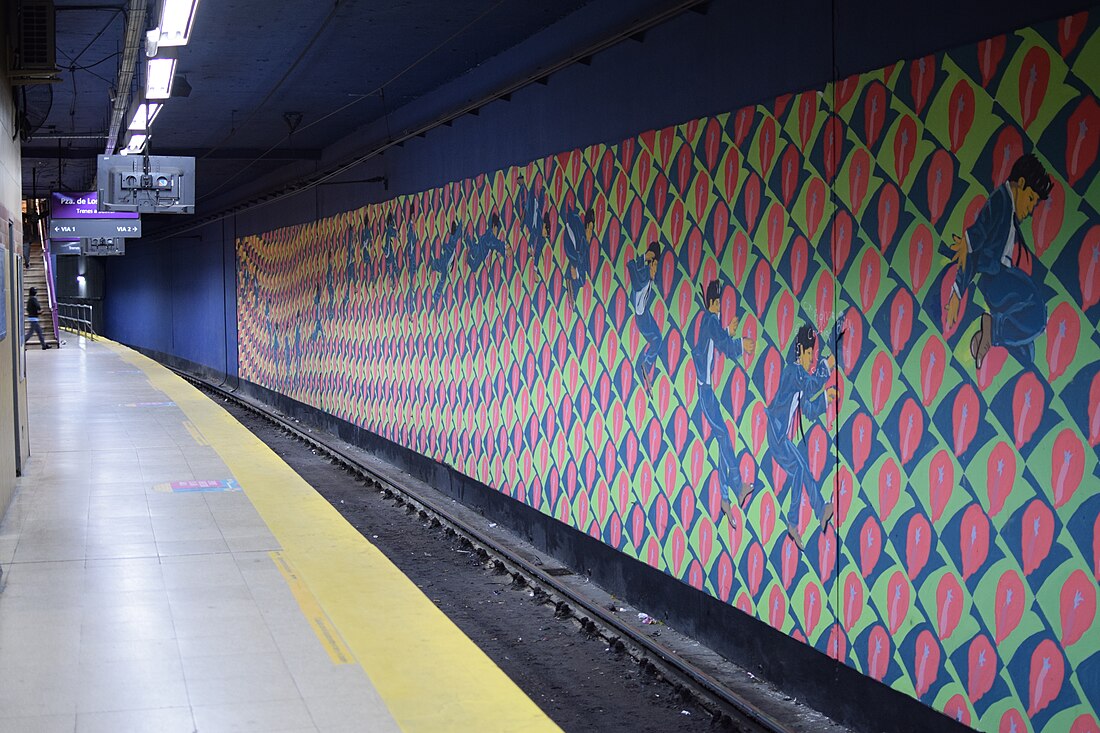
108 341 560 733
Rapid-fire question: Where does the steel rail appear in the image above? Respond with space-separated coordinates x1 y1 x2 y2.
175 368 796 733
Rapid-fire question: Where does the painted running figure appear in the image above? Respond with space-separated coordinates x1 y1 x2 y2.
690 279 755 525
429 220 462 302
561 204 593 303
766 324 836 550
628 240 663 391
945 153 1053 368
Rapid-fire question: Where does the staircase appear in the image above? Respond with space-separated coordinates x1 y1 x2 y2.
23 240 59 348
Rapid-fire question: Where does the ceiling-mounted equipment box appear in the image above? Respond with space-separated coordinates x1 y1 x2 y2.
97 155 196 214
9 0 61 85
81 238 126 256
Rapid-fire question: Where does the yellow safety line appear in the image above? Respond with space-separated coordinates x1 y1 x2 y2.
108 341 559 733
270 551 354 665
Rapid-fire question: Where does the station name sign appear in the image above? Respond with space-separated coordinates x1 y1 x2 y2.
50 191 138 220
49 218 141 239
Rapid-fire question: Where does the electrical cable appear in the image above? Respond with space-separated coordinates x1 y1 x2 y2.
67 51 123 72
155 0 708 239
829 0 843 635
198 1 345 161
19 84 55 141
296 0 511 141
67 9 126 67
198 0 509 202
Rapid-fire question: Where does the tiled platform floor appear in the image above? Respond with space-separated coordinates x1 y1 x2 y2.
0 339 553 732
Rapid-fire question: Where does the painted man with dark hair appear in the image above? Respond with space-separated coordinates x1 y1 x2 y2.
516 173 548 275
382 212 399 279
429 220 462 302
465 213 510 272
767 323 836 550
945 153 1053 367
382 204 419 282
562 204 594 302
628 240 663 391
690 279 755 524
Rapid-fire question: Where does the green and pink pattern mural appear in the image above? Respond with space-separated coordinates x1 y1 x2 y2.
237 10 1100 731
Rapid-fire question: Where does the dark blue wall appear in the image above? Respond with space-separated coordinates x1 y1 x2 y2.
104 0 1092 373
105 217 236 378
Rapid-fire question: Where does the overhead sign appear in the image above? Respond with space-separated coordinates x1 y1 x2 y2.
50 191 138 220
49 218 141 239
49 240 82 255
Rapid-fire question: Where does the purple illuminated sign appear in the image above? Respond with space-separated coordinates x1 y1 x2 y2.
50 191 138 220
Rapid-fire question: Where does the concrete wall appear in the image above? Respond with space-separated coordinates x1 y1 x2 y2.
0 10 31 517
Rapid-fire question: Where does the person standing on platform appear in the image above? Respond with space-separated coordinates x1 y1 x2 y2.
25 287 50 350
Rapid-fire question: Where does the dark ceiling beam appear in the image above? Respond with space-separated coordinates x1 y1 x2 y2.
20 147 323 160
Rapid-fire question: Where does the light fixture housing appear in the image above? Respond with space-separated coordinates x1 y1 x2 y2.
146 0 200 53
126 99 163 131
145 51 177 100
120 133 149 156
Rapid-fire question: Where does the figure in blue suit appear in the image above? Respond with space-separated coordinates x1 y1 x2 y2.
429 220 462 302
466 213 510 272
516 173 548 275
343 223 358 306
945 154 1053 368
562 206 594 302
767 324 836 550
361 218 373 251
690 279 756 525
405 200 419 275
382 212 399 280
628 241 663 391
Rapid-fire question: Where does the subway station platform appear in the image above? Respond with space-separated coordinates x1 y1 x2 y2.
0 338 557 733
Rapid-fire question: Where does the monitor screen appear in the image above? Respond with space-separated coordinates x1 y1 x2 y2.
97 155 196 214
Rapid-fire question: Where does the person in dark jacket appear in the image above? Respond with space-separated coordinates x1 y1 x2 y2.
25 287 50 349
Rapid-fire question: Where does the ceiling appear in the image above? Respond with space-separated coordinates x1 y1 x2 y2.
16 0 593 202
18 0 1091 220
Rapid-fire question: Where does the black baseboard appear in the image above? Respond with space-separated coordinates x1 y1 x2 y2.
126 345 239 392
137 347 968 733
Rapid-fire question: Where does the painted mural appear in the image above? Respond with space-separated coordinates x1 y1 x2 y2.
237 11 1100 731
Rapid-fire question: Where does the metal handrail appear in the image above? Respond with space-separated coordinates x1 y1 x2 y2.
41 241 60 341
56 302 96 341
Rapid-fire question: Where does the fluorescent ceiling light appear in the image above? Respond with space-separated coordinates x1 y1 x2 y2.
127 101 163 131
145 56 177 100
121 133 148 155
154 0 199 48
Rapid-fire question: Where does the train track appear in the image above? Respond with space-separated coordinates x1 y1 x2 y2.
176 369 806 733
